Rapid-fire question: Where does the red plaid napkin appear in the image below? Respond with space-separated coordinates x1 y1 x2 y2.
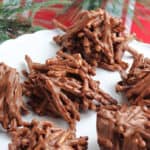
1 0 150 43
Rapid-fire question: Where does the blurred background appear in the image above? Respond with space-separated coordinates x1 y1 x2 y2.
0 0 150 43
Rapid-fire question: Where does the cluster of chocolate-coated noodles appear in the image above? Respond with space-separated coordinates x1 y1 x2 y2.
23 51 117 128
0 63 28 131
53 8 138 71
9 120 88 150
116 54 150 107
97 105 150 150
97 54 150 150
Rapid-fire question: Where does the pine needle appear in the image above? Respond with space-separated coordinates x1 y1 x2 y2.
0 0 72 43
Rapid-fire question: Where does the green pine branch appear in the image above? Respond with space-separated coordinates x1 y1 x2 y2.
0 0 73 43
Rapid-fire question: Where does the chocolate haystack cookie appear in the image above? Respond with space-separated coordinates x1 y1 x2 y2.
53 8 137 71
97 105 150 150
23 51 116 127
0 63 28 131
116 54 150 107
9 120 88 150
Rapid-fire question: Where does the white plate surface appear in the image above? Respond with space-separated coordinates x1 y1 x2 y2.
0 29 150 150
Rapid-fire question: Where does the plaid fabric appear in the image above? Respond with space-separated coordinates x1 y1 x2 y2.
1 0 150 43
